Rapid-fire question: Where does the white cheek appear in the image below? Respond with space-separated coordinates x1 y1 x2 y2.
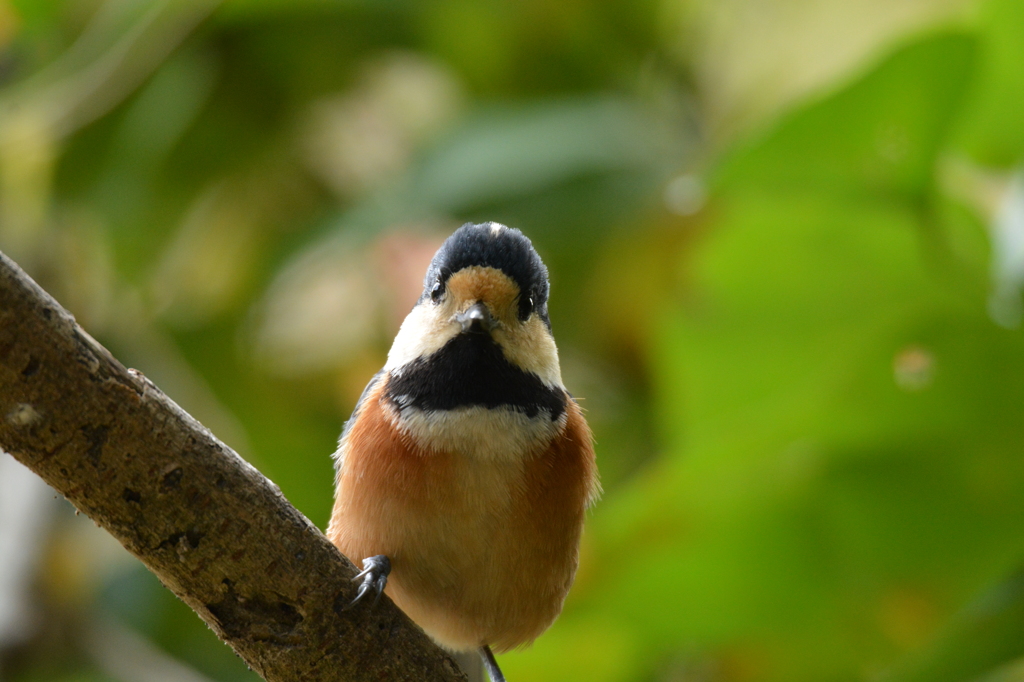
385 303 564 390
384 303 458 372
493 317 564 389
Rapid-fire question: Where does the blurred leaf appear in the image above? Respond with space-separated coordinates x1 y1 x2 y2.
977 657 1024 682
884 568 1024 682
409 96 676 210
685 0 975 142
717 32 976 198
955 0 1024 166
8 0 63 30
218 0 381 18
501 614 639 682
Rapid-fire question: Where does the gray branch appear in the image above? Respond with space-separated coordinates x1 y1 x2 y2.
0 251 465 682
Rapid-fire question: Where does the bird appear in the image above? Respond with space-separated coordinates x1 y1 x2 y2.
326 222 600 682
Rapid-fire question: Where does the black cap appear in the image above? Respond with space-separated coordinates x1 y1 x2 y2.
423 222 549 322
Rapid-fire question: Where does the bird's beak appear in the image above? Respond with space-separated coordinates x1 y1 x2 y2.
455 301 496 334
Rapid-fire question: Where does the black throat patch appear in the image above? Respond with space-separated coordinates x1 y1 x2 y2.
384 332 566 420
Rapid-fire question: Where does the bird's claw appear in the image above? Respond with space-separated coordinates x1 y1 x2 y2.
346 554 391 610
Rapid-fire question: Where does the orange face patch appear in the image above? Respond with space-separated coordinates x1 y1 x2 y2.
445 266 522 327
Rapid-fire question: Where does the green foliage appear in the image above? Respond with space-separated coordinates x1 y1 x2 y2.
955 0 1024 164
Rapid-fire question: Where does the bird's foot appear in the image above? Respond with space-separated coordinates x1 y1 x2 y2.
480 645 506 682
346 554 391 609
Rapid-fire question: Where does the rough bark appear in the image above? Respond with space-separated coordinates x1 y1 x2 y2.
0 251 466 682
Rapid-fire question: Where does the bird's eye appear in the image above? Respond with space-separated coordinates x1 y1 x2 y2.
518 293 535 321
430 281 444 303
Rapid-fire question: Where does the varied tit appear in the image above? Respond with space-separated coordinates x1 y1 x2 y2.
327 222 600 682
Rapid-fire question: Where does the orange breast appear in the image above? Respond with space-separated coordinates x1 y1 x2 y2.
327 379 598 653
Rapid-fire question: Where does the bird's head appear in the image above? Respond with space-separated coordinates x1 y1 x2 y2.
384 222 562 388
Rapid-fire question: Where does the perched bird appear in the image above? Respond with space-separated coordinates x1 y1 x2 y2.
327 222 600 681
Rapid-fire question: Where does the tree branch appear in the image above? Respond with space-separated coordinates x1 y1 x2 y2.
0 251 465 682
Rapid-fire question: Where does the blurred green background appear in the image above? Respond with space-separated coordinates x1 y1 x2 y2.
2 0 1024 681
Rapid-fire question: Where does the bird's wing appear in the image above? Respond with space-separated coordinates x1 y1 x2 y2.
333 369 385 472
